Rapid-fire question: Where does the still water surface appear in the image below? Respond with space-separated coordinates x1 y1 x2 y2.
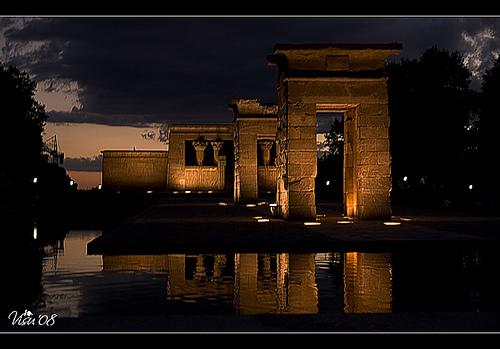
36 230 500 317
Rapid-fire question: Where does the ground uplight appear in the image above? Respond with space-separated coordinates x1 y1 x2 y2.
304 222 321 226
384 221 401 226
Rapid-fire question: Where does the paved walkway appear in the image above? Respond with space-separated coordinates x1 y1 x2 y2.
88 197 500 254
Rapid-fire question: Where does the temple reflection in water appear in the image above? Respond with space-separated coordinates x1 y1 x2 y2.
103 252 392 314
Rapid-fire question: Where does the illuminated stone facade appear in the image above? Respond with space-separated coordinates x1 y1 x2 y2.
101 150 168 191
166 124 233 191
101 43 399 220
229 99 278 203
268 44 400 219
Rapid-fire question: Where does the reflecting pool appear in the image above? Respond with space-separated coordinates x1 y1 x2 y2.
29 230 500 318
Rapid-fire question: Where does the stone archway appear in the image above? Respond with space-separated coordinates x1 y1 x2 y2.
268 44 401 220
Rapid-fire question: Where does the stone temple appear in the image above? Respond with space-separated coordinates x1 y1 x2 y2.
101 43 401 220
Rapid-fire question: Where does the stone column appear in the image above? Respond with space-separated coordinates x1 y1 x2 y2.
283 100 317 220
276 253 289 313
343 252 392 313
211 141 224 164
166 255 185 299
233 120 258 203
218 155 226 191
258 140 274 166
235 253 258 314
192 140 207 166
344 109 357 217
287 253 318 314
355 101 392 219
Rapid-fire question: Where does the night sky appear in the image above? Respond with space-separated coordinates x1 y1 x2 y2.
2 16 500 187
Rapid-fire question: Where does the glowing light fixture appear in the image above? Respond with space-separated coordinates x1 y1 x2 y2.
304 222 321 226
253 216 263 220
33 226 37 240
33 177 38 184
258 201 267 206
98 184 102 190
384 221 401 226
400 217 413 221
172 191 179 194
269 203 278 207
185 190 191 194
326 180 330 186
69 180 74 186
257 218 270 223
208 190 213 194
337 220 353 224
469 184 473 190
146 190 153 194
403 176 408 182
218 202 228 206
316 214 327 218
246 203 256 207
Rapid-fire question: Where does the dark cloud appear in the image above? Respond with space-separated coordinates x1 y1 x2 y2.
63 155 102 172
47 110 161 127
3 17 500 126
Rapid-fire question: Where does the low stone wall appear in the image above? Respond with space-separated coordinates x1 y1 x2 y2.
102 150 168 191
258 166 277 192
185 165 225 190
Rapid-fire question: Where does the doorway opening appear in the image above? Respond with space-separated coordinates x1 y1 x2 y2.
316 112 344 207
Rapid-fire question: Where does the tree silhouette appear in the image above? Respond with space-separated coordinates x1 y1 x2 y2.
387 47 476 205
1 63 49 216
317 117 344 200
479 56 500 201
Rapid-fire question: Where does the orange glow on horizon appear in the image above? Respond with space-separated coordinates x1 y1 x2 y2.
45 122 165 158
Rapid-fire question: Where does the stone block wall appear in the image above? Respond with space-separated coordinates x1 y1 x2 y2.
230 100 278 203
184 166 223 190
269 44 399 220
166 124 233 191
258 166 277 192
101 150 168 191
281 78 392 219
276 73 290 218
233 119 260 202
